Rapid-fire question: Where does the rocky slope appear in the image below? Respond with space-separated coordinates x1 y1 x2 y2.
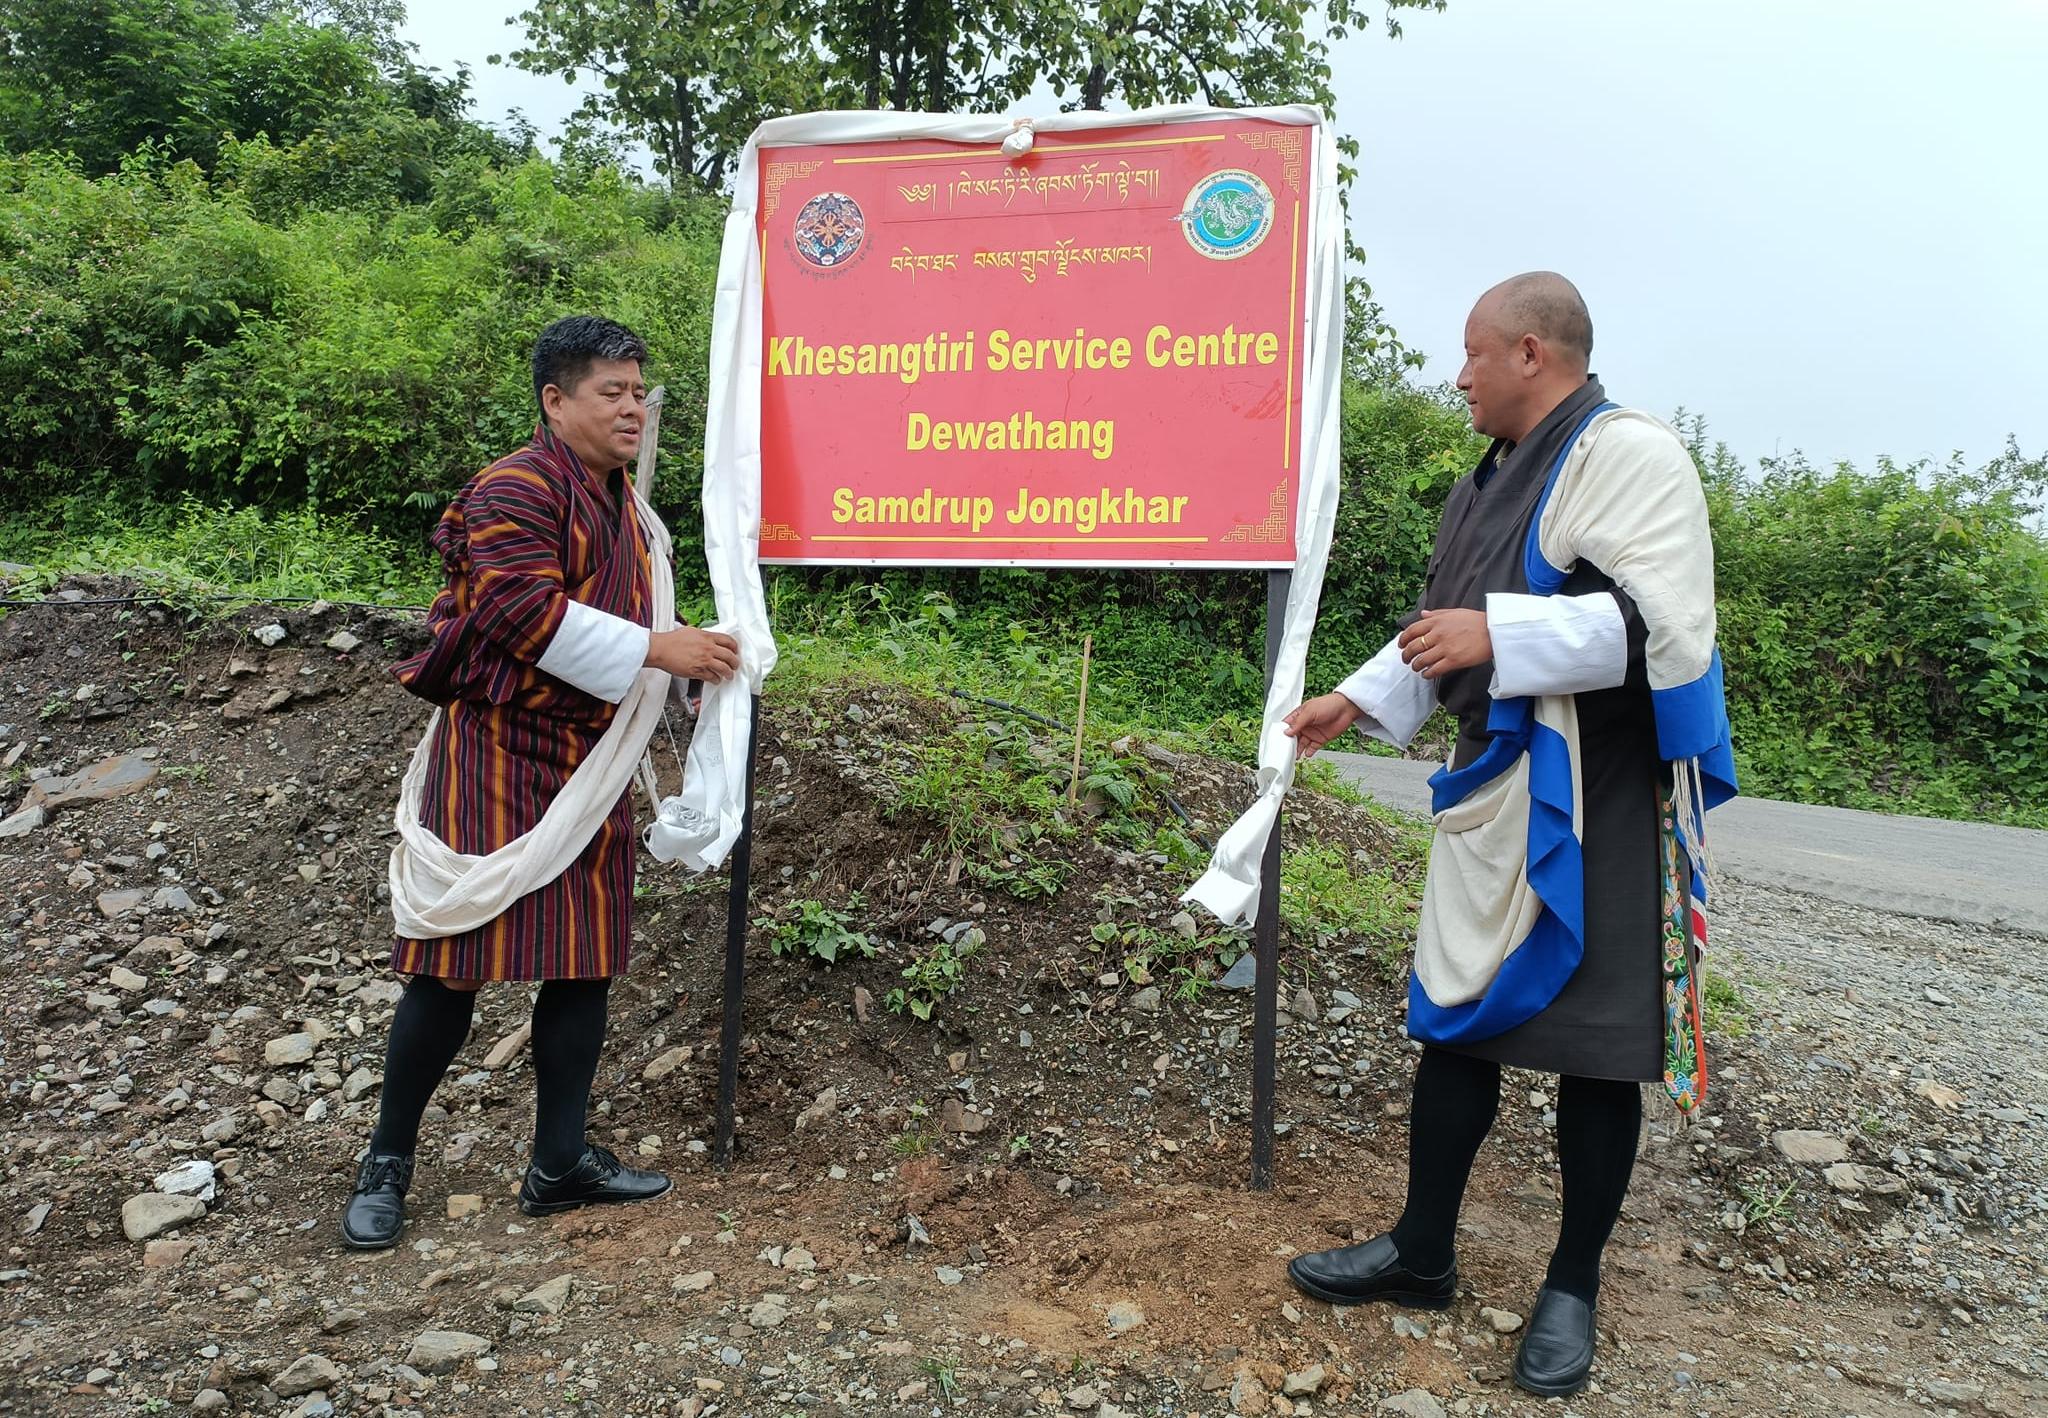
0 585 2040 1417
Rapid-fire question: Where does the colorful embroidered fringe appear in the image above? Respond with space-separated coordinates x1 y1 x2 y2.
1659 789 1709 1114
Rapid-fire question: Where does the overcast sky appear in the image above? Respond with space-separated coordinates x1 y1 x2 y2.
402 0 2047 472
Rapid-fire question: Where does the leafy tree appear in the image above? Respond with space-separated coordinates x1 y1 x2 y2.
1 0 516 197
502 1 1439 357
216 14 387 147
500 0 830 187
0 0 235 173
1065 1 1442 113
1058 1 1445 373
503 1 1442 188
812 1 1069 113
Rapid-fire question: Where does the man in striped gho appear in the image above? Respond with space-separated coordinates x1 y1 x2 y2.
340 316 740 1250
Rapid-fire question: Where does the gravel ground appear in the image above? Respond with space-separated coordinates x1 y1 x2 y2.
1 589 2042 1417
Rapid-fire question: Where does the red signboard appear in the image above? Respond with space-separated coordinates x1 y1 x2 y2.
756 118 1315 568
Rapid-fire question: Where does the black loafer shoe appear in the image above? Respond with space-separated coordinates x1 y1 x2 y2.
1513 1287 1597 1397
339 1152 414 1250
518 1144 672 1217
1286 1232 1456 1309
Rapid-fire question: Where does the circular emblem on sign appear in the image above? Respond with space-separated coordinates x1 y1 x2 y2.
791 191 867 269
1177 169 1275 261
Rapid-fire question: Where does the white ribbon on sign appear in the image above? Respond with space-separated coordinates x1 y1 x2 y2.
641 146 783 871
1179 115 1345 927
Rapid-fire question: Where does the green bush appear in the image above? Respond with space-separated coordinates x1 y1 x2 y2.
758 898 875 965
1698 429 2048 824
3 102 2045 827
0 493 436 608
0 1 511 182
0 151 722 578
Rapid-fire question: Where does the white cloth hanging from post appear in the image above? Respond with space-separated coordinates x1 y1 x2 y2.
1178 109 1346 928
641 137 786 871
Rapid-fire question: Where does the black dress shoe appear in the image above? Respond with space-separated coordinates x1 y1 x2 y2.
1286 1232 1456 1309
1513 1287 1597 1397
339 1152 414 1250
518 1144 672 1217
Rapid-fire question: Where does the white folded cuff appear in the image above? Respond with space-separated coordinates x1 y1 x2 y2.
1486 591 1627 699
537 598 651 704
1335 634 1437 748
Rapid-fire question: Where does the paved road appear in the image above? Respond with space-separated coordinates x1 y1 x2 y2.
1321 750 2048 936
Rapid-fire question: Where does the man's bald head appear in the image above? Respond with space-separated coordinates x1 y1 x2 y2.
1456 273 1596 442
1474 272 1594 369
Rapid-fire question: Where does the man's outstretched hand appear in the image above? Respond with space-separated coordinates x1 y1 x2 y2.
1282 691 1363 758
646 626 740 682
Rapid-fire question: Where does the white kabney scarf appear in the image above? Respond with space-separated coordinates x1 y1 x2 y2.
1176 108 1347 927
388 483 680 940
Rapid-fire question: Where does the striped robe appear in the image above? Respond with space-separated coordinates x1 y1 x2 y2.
390 424 652 981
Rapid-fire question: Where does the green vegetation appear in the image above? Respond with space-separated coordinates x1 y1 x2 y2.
0 496 437 609
886 722 1073 863
1692 422 2048 826
0 149 722 543
1738 1178 1798 1226
1279 838 1425 978
0 0 469 181
865 664 1213 901
1090 913 1242 1002
1699 963 1751 1039
886 929 984 1021
4 0 2045 833
757 898 875 965
888 1125 933 1159
502 0 1445 193
914 1358 959 1398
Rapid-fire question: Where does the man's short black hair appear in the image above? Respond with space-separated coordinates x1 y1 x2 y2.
531 315 649 418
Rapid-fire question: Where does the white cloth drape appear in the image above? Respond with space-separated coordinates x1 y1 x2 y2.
1337 637 1438 748
1485 591 1628 700
640 116 789 872
643 612 756 870
1536 410 1718 692
389 487 677 939
1178 109 1345 927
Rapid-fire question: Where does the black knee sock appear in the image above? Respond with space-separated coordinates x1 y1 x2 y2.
368 976 478 1158
1388 1047 1501 1275
530 977 612 1175
1544 1074 1643 1304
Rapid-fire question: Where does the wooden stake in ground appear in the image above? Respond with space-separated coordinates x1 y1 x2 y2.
1067 634 1094 804
635 385 665 497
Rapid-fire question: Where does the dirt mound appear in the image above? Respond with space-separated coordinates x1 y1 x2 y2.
0 583 2036 1416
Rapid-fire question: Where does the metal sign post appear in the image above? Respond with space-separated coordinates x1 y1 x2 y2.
1249 568 1291 1191
713 704 760 1170
632 382 753 1171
